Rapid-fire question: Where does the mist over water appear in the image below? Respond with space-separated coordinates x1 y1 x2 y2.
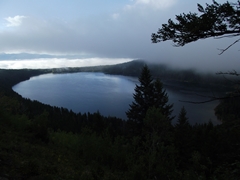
13 72 221 125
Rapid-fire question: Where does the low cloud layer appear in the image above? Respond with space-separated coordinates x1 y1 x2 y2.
0 58 131 69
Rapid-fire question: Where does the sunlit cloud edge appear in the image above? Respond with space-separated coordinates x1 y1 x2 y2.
0 58 133 69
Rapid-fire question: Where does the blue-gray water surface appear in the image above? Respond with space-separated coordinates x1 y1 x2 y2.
12 72 221 125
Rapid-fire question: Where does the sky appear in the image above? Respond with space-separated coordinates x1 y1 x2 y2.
0 0 238 72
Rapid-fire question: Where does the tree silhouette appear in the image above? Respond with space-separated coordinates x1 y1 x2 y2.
126 65 173 125
176 106 190 127
126 65 154 124
152 0 240 53
151 0 240 107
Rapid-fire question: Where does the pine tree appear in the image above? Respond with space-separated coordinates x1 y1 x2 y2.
143 107 176 179
152 1 240 48
126 65 173 125
152 78 174 122
126 65 154 124
176 106 190 128
174 106 192 169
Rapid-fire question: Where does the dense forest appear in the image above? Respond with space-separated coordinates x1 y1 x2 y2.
0 62 239 179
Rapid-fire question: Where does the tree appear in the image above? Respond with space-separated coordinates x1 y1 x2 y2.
144 107 172 141
151 0 240 54
175 106 190 128
152 79 174 122
126 65 154 124
142 107 177 179
215 95 240 125
126 65 173 125
151 0 240 122
174 107 192 169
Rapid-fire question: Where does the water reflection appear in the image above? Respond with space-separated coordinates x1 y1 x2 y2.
13 72 221 125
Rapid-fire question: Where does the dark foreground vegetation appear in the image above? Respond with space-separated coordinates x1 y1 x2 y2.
0 63 240 179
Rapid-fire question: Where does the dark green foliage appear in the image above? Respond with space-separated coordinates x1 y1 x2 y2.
0 69 45 93
153 79 174 121
126 65 173 126
142 107 176 179
144 107 173 143
152 0 240 46
174 107 193 170
27 110 50 143
126 65 154 124
1 69 240 179
215 95 240 125
176 106 190 127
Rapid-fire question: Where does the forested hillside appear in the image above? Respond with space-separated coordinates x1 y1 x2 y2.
51 59 232 91
0 69 45 93
0 66 239 179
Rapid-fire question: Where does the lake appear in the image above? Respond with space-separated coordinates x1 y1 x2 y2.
12 72 221 125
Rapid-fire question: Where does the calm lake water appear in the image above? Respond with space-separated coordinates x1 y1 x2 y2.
13 72 221 125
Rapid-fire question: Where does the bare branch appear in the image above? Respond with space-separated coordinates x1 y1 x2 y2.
218 38 240 55
216 70 240 76
179 98 219 104
214 33 240 39
179 94 240 104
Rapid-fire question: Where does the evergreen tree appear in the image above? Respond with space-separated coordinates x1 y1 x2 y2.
176 106 190 128
174 106 192 169
126 65 173 125
153 79 174 122
126 65 154 124
215 95 240 125
144 107 173 142
143 107 177 179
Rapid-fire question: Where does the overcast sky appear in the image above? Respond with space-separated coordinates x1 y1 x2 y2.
0 0 238 72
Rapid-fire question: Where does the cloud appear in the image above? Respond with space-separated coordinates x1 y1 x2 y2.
5 15 26 27
0 0 238 72
125 0 177 10
0 2 177 58
0 58 131 69
111 13 120 20
0 16 87 55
